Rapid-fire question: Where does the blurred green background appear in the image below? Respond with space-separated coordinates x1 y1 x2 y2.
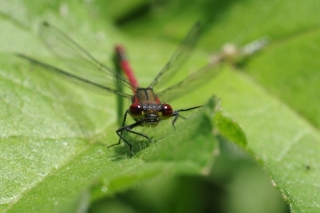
89 142 289 213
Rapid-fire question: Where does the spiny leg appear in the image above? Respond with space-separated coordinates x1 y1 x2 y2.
115 120 149 151
108 110 151 153
108 110 129 149
171 105 202 127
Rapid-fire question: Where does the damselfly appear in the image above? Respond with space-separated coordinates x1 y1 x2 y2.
17 22 266 153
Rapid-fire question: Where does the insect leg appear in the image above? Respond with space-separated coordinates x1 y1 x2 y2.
108 110 152 152
171 105 203 127
108 110 129 149
114 121 151 155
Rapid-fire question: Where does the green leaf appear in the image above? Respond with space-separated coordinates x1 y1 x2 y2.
1 0 320 212
0 10 218 211
214 111 247 149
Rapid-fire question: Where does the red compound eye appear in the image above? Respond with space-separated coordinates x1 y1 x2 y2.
161 104 173 118
129 103 143 118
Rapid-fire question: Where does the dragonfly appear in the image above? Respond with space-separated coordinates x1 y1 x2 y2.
17 22 252 153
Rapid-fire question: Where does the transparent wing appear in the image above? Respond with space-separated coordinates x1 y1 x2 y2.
156 35 269 102
33 22 134 98
156 56 224 102
149 22 201 89
17 53 132 98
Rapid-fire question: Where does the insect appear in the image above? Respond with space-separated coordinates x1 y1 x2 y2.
17 22 214 153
